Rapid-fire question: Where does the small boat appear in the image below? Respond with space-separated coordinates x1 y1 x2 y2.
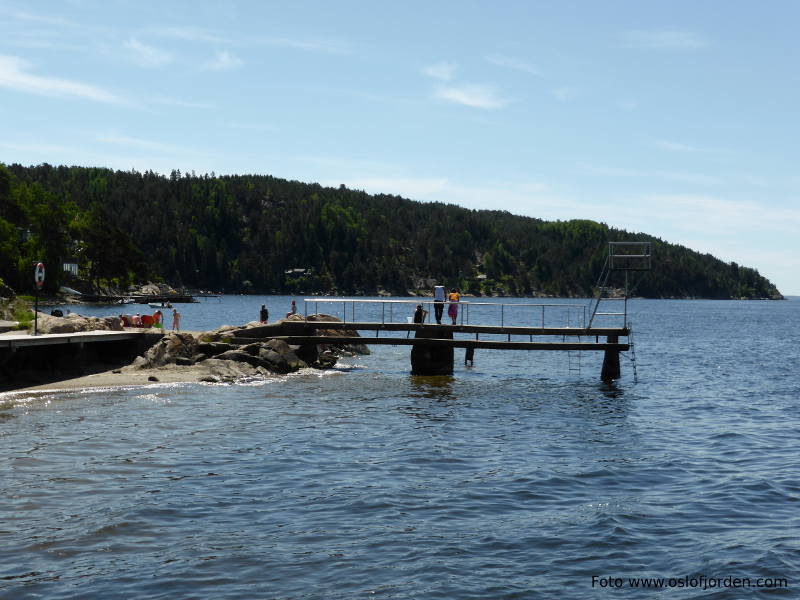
149 302 173 309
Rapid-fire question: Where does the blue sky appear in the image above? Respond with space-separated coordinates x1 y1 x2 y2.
1 1 798 294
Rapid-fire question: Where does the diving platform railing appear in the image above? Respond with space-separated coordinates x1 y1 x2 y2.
303 298 589 329
588 241 652 329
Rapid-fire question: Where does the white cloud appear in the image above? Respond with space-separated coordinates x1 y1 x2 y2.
0 54 124 103
435 84 509 109
203 50 243 70
257 35 351 54
153 26 230 44
581 165 645 178
0 141 71 153
124 37 173 68
613 193 800 239
653 139 703 153
485 54 539 75
423 61 457 81
153 26 350 54
149 96 214 109
580 164 719 185
95 134 206 156
552 86 578 101
653 140 734 159
623 30 709 49
4 8 77 27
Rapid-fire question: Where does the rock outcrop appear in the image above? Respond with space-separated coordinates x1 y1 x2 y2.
285 313 371 356
128 331 309 382
135 332 198 368
33 312 124 334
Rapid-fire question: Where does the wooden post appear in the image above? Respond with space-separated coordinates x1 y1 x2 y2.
411 326 453 375
601 334 620 382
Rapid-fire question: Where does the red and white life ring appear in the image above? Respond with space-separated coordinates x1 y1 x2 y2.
34 262 45 287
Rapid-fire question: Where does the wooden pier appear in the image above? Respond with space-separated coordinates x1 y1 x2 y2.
0 330 154 349
232 316 631 381
0 330 163 387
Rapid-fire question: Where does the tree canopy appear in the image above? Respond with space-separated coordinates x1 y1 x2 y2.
0 162 783 300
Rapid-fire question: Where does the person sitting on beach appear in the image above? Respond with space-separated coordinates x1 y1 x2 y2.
286 300 297 318
153 310 163 328
132 313 142 327
413 304 428 324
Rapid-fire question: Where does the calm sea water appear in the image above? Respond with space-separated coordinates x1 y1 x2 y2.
1 296 798 599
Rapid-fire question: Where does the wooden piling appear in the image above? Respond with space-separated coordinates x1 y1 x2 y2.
600 334 621 382
410 326 454 375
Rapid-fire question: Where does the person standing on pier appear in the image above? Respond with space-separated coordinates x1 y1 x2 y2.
259 304 269 323
448 289 460 325
433 285 445 324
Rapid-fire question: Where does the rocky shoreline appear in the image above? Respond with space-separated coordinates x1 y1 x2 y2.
0 313 369 392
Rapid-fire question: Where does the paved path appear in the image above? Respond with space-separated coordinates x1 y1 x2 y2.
0 329 158 348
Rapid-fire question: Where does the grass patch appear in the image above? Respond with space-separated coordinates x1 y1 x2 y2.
1 297 33 330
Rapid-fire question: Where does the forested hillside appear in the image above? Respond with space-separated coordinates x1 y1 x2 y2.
0 163 783 299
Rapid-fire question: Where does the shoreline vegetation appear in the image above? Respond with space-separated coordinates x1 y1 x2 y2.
0 162 783 302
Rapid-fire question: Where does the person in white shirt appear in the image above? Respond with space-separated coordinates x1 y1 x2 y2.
433 285 445 324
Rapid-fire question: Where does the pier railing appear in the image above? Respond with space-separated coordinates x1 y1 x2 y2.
303 298 588 329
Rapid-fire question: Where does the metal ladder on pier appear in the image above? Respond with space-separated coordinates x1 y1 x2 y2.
588 241 652 329
625 324 639 383
588 242 651 381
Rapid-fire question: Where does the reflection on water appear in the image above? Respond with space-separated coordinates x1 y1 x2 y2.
408 374 455 399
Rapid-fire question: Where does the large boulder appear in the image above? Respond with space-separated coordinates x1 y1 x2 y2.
196 341 235 357
195 358 271 383
260 339 307 373
34 312 123 334
138 332 198 367
211 339 307 373
284 313 370 355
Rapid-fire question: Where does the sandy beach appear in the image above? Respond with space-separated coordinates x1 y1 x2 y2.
0 363 218 395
